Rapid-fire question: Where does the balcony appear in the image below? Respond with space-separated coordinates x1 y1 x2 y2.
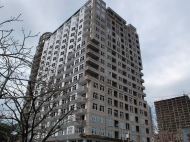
84 12 91 19
85 6 91 13
77 86 88 95
62 66 73 74
86 49 99 59
141 86 145 90
83 23 90 31
84 18 91 25
85 66 99 74
141 78 145 83
64 59 74 67
140 72 144 77
87 43 99 54
62 74 72 82
75 97 87 104
84 75 98 81
55 72 63 79
85 57 99 66
73 108 87 115
67 51 75 59
83 30 90 37
58 64 65 72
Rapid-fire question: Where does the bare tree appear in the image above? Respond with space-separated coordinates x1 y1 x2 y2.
0 6 85 142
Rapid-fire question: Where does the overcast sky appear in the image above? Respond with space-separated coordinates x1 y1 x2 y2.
1 0 190 105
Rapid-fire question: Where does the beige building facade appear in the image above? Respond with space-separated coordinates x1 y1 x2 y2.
34 0 151 141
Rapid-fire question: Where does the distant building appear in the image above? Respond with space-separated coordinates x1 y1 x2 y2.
181 126 190 142
154 95 190 133
148 105 154 134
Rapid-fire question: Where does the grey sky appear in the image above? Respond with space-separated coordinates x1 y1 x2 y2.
1 0 190 104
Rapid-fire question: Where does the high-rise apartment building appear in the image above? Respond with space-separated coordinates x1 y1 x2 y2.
33 0 151 141
155 95 190 133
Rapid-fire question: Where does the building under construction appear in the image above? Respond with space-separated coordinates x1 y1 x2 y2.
154 95 190 133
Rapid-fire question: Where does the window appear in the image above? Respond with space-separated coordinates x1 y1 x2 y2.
93 83 98 88
108 130 113 138
101 51 105 56
101 37 105 42
96 34 99 39
100 85 104 91
120 112 124 118
80 56 84 61
91 126 97 134
59 58 63 62
93 92 98 99
92 114 98 121
119 85 122 89
79 73 83 79
101 44 105 49
129 97 133 103
77 44 81 49
92 103 97 110
100 105 104 112
70 39 74 43
130 106 133 112
139 102 142 106
108 119 113 126
120 102 123 109
79 64 83 69
73 76 77 81
119 93 123 100
99 117 104 123
72 85 76 90
107 63 111 68
76 52 79 57
108 98 112 105
61 45 65 49
79 25 82 29
71 33 75 36
71 27 75 31
78 37 81 42
69 45 73 49
120 122 125 129
100 76 104 82
75 59 79 64
108 108 112 115
140 110 144 115
131 125 135 131
99 128 104 136
81 48 85 53
78 31 82 36
100 95 104 101
100 59 104 64
96 27 99 31
82 41 85 46
108 88 112 95
68 127 73 134
74 67 78 72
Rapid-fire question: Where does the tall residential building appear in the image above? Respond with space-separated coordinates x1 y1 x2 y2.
154 95 190 133
34 0 151 141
